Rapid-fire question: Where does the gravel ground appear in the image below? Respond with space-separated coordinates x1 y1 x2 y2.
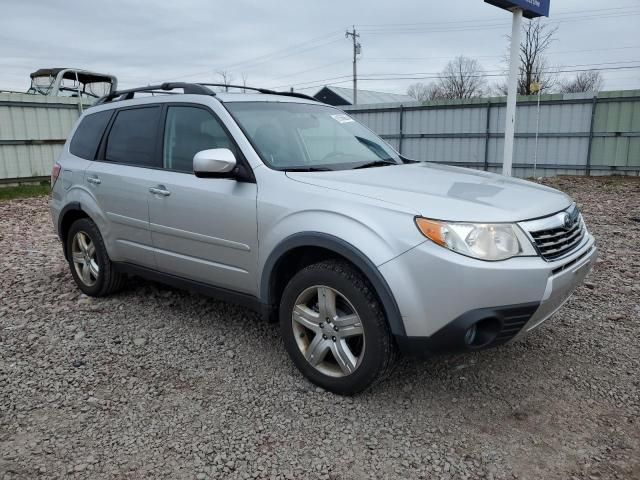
1 176 639 480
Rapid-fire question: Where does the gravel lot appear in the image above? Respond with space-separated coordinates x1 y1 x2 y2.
1 176 639 480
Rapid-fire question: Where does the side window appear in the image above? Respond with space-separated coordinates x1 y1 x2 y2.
69 110 112 160
163 106 235 173
105 107 161 167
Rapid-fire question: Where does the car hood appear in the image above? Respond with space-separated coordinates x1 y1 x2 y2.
286 162 573 222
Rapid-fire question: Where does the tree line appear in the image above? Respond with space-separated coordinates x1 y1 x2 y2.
407 21 604 101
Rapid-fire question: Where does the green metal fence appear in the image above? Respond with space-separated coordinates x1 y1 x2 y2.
344 90 640 177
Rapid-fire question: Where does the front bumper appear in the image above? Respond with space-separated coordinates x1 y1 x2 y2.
514 241 597 339
380 233 597 355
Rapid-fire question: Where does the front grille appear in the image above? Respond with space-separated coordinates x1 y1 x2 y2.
529 215 585 261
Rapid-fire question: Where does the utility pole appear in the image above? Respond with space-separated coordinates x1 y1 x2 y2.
345 26 361 106
484 0 550 177
502 8 522 177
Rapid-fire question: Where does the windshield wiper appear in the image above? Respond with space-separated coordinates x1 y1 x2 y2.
352 160 397 169
283 166 333 172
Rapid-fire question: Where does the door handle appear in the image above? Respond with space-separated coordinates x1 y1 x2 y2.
149 186 171 197
86 176 101 185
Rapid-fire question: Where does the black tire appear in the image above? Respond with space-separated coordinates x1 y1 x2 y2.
66 218 126 297
279 260 397 395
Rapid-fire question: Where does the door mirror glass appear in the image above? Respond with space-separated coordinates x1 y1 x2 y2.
193 148 236 177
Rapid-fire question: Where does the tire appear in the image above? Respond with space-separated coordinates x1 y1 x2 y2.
279 260 397 395
66 218 126 297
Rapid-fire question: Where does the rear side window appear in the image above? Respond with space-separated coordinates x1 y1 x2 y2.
69 110 112 160
105 107 161 167
163 106 235 173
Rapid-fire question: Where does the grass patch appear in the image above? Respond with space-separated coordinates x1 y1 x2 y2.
0 182 50 201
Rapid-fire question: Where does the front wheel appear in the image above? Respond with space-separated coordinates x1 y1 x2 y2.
279 260 397 395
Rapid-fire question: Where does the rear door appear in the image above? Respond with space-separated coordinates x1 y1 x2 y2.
147 104 258 294
85 105 162 268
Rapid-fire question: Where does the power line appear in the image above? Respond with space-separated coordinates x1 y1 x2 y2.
357 65 640 81
160 5 640 86
357 5 640 29
266 47 640 87
266 60 347 82
362 45 640 62
221 36 344 72
365 60 640 77
271 61 640 90
359 12 640 35
289 64 640 92
155 31 343 83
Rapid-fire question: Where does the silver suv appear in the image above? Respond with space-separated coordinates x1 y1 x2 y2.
50 82 597 394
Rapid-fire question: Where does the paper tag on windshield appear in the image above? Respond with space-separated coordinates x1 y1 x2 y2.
331 114 354 124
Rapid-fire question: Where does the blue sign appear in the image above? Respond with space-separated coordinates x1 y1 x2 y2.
485 0 550 19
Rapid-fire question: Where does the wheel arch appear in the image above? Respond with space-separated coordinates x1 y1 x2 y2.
58 202 91 260
260 232 406 336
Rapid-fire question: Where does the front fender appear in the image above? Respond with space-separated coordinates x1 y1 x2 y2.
260 232 407 336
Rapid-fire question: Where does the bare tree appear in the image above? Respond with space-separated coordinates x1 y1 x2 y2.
559 70 604 93
407 82 445 101
240 72 249 92
437 56 487 99
495 20 558 95
216 70 234 92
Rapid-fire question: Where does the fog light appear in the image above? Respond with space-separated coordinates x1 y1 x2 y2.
464 318 501 349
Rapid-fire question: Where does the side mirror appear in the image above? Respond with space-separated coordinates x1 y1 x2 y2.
193 148 236 178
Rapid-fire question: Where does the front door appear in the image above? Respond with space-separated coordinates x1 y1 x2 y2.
147 105 258 295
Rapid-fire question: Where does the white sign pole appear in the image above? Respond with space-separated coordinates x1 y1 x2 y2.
502 7 523 177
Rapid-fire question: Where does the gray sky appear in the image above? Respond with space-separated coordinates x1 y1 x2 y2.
1 0 639 95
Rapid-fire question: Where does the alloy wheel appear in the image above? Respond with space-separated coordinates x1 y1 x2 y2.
291 285 365 377
71 231 99 287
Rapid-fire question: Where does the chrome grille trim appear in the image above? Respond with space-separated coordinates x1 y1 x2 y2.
519 204 586 262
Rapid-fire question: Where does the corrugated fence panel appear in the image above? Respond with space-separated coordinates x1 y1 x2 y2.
0 144 64 179
402 137 486 165
345 91 640 177
1 91 639 181
0 105 78 140
404 106 486 134
629 138 640 167
354 110 400 136
0 93 84 181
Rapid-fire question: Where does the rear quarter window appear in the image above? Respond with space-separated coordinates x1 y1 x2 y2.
69 110 113 160
105 107 161 167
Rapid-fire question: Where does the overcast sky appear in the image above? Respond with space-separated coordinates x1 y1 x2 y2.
1 0 639 96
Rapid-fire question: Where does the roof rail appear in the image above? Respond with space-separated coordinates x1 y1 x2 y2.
95 82 213 105
198 83 318 102
94 81 319 106
199 83 276 94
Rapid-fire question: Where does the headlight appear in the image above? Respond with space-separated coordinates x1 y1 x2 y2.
415 217 536 261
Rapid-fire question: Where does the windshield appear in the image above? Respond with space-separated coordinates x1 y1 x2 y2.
59 78 112 99
28 75 112 99
225 102 401 171
29 76 55 95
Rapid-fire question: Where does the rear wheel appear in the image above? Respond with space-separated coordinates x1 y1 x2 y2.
66 218 126 296
280 260 396 395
